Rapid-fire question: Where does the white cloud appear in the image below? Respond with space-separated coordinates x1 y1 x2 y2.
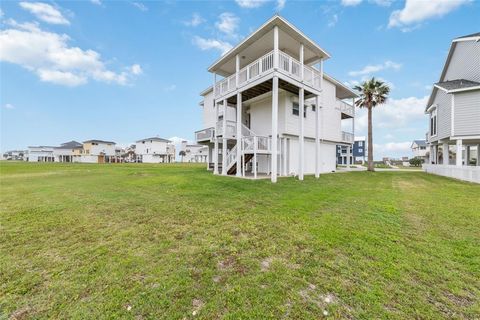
90 0 102 5
0 20 141 86
328 14 338 27
348 60 401 77
235 0 269 8
192 36 232 55
0 8 4 17
355 95 428 132
388 0 471 29
276 0 286 10
215 12 240 35
341 0 362 6
132 2 148 12
370 0 393 6
19 2 70 25
130 64 142 75
374 141 412 156
183 13 205 27
3 103 15 109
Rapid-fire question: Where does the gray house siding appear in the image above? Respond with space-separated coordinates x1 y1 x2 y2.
444 41 480 82
430 89 451 142
454 90 480 136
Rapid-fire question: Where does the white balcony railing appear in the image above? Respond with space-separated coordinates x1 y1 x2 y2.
214 50 322 99
242 136 271 153
195 127 215 142
337 100 354 117
342 131 354 143
216 120 236 138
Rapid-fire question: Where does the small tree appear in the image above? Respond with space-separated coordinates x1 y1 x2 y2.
409 157 422 167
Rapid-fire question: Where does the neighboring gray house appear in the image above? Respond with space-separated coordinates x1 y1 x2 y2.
410 140 427 161
424 32 480 183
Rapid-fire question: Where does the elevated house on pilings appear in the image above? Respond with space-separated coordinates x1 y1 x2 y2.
195 15 357 182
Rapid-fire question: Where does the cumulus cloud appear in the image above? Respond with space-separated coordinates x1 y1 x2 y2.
341 0 362 6
215 12 240 35
388 0 471 30
355 95 428 132
19 2 70 25
90 0 102 5
374 141 412 156
3 103 15 109
183 13 205 27
132 2 148 12
0 20 141 86
192 36 232 55
328 14 338 27
235 0 269 8
349 61 401 77
276 0 286 10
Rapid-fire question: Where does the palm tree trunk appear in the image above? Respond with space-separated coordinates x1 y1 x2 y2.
367 106 374 172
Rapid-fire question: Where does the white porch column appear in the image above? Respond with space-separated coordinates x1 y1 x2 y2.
253 136 258 179
283 137 288 176
298 87 304 180
271 76 279 183
214 138 219 174
456 139 463 167
273 26 279 69
315 95 321 178
222 99 227 175
299 43 304 81
347 145 351 169
236 92 242 177
443 143 449 165
466 146 471 166
477 144 480 166
235 54 240 88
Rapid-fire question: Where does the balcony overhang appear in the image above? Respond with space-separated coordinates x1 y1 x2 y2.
208 15 331 77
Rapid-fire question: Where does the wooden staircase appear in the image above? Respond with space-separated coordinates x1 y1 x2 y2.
227 154 254 175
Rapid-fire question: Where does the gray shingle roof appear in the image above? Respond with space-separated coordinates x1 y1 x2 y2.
413 140 426 147
58 141 83 149
455 32 480 40
435 79 480 91
83 139 116 144
136 137 171 143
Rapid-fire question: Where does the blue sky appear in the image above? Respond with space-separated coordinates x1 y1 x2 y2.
1 0 479 159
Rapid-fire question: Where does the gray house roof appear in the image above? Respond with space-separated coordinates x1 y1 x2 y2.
136 137 171 143
57 141 83 149
434 79 480 92
412 140 427 147
454 32 480 40
83 139 115 144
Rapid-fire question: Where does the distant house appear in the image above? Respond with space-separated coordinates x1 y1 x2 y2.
135 137 175 163
2 150 26 161
180 141 208 163
424 32 480 183
54 141 83 163
337 136 366 165
411 140 428 161
28 146 55 162
81 140 116 163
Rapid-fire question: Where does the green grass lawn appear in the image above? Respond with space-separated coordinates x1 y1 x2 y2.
1 162 479 319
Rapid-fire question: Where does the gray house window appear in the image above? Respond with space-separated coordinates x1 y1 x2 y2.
293 103 306 117
430 109 437 136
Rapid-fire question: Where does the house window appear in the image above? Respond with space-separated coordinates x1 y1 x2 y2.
359 148 363 153
358 141 363 147
312 104 316 112
292 103 306 117
420 146 426 150
430 109 437 136
218 115 224 121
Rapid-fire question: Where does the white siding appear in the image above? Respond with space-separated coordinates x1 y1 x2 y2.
431 89 451 141
444 41 480 82
136 140 168 155
454 90 480 136
90 143 116 156
202 91 216 129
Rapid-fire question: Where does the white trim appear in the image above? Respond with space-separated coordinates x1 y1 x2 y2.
426 104 437 113
453 36 480 43
450 135 480 140
451 95 455 136
448 85 480 93
433 84 449 92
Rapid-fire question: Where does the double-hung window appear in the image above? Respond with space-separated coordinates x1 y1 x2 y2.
430 109 437 137
293 103 306 117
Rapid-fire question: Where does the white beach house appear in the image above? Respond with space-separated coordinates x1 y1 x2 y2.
424 32 480 183
180 141 208 163
80 139 117 163
135 137 175 163
194 15 357 182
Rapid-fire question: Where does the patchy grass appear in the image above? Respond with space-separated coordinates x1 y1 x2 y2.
0 162 479 319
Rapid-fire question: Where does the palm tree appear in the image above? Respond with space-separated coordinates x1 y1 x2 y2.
179 150 186 162
354 77 390 172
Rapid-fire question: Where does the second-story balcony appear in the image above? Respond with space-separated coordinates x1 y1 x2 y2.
214 50 322 100
195 127 215 142
337 100 355 119
341 131 354 144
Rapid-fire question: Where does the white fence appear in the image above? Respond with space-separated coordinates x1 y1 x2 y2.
423 164 480 184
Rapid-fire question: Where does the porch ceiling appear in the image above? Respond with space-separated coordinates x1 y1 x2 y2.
226 79 314 104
